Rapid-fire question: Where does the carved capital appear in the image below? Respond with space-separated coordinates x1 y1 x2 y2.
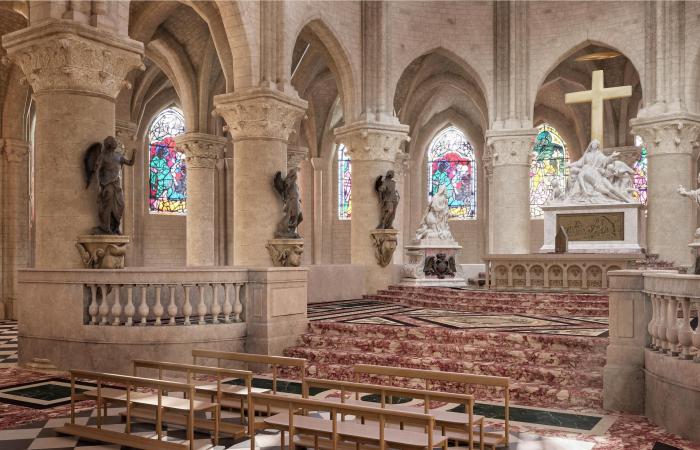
174 132 228 170
485 128 538 167
287 144 309 170
214 87 307 142
334 120 410 162
2 138 29 163
2 20 144 99
630 113 700 158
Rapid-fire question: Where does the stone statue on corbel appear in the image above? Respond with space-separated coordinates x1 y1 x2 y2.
267 168 305 266
370 170 401 267
678 171 700 275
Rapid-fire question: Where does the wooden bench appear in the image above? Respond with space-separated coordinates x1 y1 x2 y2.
56 370 218 450
131 359 254 438
354 364 511 449
303 377 485 450
252 392 448 450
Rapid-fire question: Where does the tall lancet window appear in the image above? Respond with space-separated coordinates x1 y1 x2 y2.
633 135 648 205
529 124 568 217
337 144 352 219
427 126 477 220
148 107 186 214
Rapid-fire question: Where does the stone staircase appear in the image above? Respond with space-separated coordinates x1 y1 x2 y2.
365 285 609 317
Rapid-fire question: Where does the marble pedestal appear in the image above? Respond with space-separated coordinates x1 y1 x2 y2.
75 235 130 269
541 202 644 253
266 239 304 267
401 239 466 287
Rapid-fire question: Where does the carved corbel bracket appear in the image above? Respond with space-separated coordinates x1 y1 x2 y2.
370 229 399 267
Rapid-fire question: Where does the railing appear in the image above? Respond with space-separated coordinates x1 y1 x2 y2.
84 282 245 326
644 273 700 362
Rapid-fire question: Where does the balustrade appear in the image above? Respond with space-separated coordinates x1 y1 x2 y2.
83 281 246 327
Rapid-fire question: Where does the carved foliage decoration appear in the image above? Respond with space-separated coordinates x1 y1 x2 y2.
370 230 398 267
176 134 227 170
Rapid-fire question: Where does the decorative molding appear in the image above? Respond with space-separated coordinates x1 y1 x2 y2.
334 120 410 162
485 128 538 166
630 113 700 158
3 21 144 99
214 87 307 142
2 138 29 163
174 132 228 170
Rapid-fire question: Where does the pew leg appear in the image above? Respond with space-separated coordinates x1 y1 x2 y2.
281 430 286 450
213 405 220 446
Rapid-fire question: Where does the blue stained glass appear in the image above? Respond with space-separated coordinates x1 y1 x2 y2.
530 124 568 217
148 108 186 214
337 144 351 220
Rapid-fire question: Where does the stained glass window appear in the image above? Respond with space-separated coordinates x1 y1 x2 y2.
337 144 352 220
632 136 648 205
530 124 568 217
148 107 187 214
427 127 477 220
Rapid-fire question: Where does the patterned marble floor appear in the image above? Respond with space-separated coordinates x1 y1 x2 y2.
308 300 609 337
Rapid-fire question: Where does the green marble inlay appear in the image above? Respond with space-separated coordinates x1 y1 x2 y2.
449 403 601 431
360 394 412 404
5 383 86 402
226 378 327 396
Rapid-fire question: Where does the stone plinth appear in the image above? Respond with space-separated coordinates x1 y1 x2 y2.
76 235 130 269
370 229 399 267
401 239 465 287
541 202 644 253
266 239 304 267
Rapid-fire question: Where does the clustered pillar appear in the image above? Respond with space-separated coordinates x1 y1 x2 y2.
485 128 537 254
335 121 409 294
2 21 143 268
175 133 228 266
214 88 307 266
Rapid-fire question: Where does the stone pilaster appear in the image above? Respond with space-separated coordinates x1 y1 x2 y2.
335 120 410 294
2 20 144 268
309 157 325 264
115 120 138 265
1 139 29 320
485 128 537 254
175 133 228 266
214 87 307 266
287 144 308 171
631 113 700 266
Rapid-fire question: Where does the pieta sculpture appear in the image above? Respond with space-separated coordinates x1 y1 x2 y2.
415 185 453 241
83 136 135 234
375 170 400 229
273 168 303 239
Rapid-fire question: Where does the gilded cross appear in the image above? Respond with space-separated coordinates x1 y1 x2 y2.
564 70 632 144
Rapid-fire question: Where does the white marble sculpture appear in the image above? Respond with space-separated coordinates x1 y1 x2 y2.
415 185 454 241
678 172 700 238
551 139 635 205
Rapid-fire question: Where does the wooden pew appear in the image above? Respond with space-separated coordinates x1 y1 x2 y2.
302 377 485 450
131 360 254 438
252 392 448 450
56 370 218 450
354 364 511 450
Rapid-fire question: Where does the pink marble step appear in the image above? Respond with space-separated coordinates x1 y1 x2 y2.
366 295 609 316
298 334 606 368
376 290 609 307
300 362 603 410
308 322 608 352
286 347 602 388
385 286 609 303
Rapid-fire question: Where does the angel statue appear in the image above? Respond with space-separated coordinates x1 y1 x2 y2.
375 170 400 229
415 184 454 241
83 136 135 235
273 168 303 239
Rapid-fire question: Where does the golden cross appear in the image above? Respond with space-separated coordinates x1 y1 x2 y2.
564 70 632 144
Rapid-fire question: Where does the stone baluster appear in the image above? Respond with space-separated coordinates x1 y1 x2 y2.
197 284 207 325
138 285 149 326
183 285 193 325
153 285 163 326
167 285 177 326
648 294 659 349
233 284 243 322
657 296 668 352
124 285 135 326
666 296 680 356
99 285 109 325
223 284 233 323
111 285 122 326
88 285 99 325
211 284 221 324
678 297 693 360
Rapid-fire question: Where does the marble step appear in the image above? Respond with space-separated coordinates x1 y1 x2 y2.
366 295 609 316
307 322 609 352
298 362 603 410
297 334 607 368
377 289 610 306
285 347 602 388
385 286 609 303
370 293 609 310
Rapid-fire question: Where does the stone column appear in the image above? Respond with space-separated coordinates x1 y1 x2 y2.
1 139 29 319
115 121 138 265
335 121 409 294
310 157 325 264
214 88 307 266
2 21 143 268
485 128 537 254
174 133 228 266
631 113 700 266
603 270 649 413
483 146 495 254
